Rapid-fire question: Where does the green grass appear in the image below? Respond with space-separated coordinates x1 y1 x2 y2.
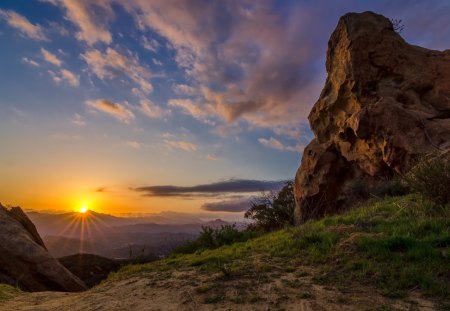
0 284 18 302
110 194 449 299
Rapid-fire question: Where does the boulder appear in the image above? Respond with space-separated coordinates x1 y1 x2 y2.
294 12 450 223
0 203 86 292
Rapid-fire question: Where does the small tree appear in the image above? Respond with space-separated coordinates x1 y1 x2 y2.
245 181 295 231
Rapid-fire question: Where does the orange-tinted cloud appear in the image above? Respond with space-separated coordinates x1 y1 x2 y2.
139 99 164 119
45 0 113 45
0 9 47 40
82 48 153 93
85 99 135 124
164 140 197 152
60 69 80 87
121 1 320 130
41 48 62 66
168 98 214 125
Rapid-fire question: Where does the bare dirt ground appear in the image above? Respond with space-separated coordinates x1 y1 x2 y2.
0 266 439 311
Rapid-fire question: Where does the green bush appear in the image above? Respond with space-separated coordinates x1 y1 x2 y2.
403 152 450 206
173 224 258 254
244 181 295 232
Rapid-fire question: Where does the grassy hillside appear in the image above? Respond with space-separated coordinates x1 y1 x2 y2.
1 194 448 310
110 194 449 306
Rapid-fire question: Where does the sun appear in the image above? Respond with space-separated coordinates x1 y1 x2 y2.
79 205 88 214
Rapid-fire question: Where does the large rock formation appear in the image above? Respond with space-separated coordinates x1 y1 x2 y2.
0 203 86 292
294 12 450 223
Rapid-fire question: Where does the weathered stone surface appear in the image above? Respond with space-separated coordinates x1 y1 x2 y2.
294 12 450 223
0 203 86 292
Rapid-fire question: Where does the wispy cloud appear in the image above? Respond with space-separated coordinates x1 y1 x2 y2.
22 57 40 67
139 99 164 119
258 137 284 151
126 141 141 149
164 140 197 152
141 36 160 52
41 48 62 66
168 98 214 125
273 126 303 140
173 84 197 96
44 0 113 45
85 99 135 124
135 179 284 197
285 144 305 153
81 47 153 93
0 9 47 40
258 137 305 153
47 70 62 84
72 113 86 126
47 68 79 87
120 1 322 132
206 154 219 161
48 21 69 37
152 58 163 66
60 69 79 86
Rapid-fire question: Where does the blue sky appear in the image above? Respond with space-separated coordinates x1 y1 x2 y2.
0 0 449 217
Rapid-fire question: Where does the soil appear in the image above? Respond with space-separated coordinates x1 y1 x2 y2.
0 264 439 310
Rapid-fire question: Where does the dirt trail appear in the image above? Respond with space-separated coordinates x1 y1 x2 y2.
0 268 438 311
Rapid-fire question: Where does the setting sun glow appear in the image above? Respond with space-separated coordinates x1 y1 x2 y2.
79 206 88 214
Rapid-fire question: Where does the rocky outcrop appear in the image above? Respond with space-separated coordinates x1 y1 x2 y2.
294 12 450 223
0 203 86 292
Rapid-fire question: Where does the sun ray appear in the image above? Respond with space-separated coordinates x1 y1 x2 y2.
85 213 112 247
56 214 80 237
79 216 86 254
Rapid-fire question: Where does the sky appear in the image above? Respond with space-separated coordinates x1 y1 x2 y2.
0 1 449 218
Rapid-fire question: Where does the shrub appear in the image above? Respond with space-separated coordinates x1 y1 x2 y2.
370 179 409 198
173 224 258 254
389 18 404 33
345 178 409 202
244 181 295 232
403 152 450 206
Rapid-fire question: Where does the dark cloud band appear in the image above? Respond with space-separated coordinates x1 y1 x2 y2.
135 179 285 197
201 198 251 212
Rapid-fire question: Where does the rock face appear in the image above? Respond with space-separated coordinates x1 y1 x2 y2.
0 203 86 292
294 12 450 223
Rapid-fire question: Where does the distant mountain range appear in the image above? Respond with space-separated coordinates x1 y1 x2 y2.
26 210 237 259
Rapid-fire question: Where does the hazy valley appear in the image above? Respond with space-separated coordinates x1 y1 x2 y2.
28 210 234 258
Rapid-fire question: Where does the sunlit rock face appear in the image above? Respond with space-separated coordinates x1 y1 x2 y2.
294 11 450 223
0 204 86 292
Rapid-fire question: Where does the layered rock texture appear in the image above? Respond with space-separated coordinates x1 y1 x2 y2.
294 12 450 223
0 203 86 292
